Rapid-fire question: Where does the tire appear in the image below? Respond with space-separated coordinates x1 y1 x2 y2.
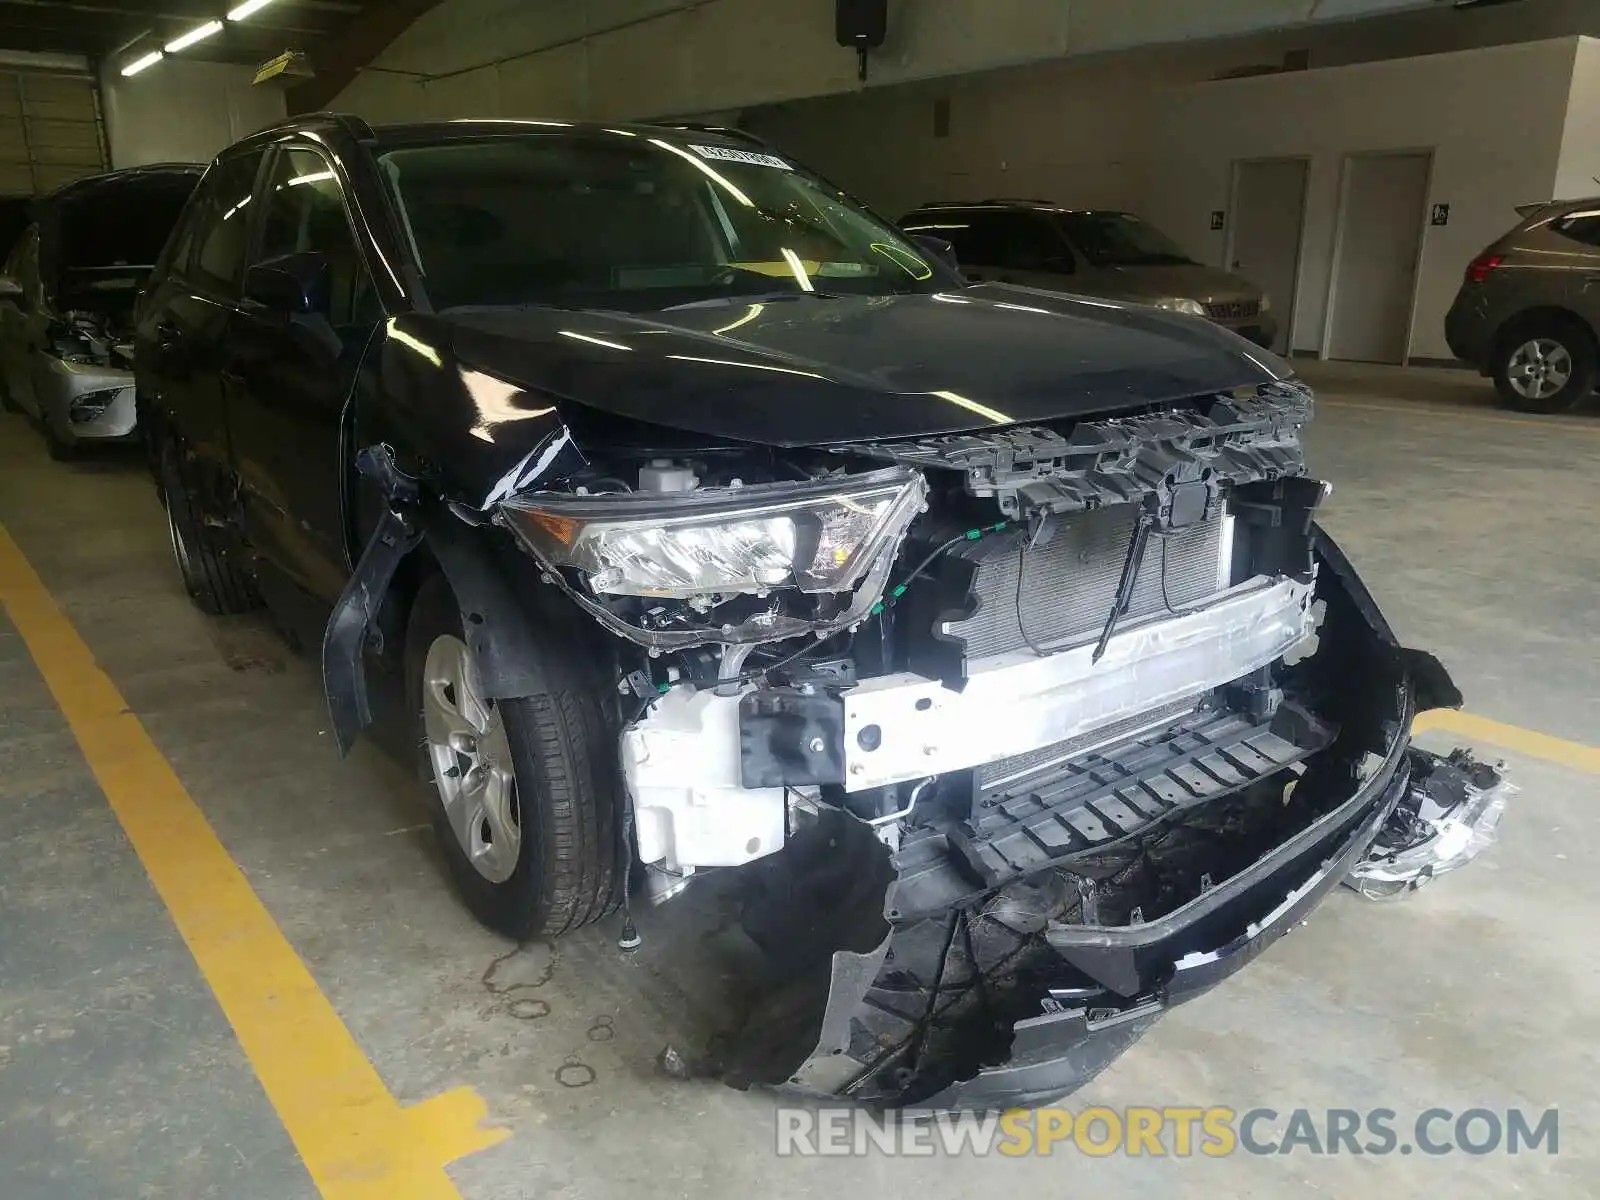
159 437 260 615
404 572 620 940
1492 317 1597 413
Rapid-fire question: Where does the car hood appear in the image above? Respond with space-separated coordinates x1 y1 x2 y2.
1084 263 1264 305
427 284 1287 450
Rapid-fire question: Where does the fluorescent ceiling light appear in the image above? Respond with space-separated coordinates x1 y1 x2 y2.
228 0 279 19
287 171 335 187
121 50 163 77
165 20 223 54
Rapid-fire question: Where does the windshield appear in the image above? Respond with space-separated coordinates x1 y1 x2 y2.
1051 211 1195 267
379 133 943 310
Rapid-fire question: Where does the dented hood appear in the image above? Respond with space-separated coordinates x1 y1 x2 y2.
430 284 1289 449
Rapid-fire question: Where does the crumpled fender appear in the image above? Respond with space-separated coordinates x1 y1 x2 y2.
321 445 560 754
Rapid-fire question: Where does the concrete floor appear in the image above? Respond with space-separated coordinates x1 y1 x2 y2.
0 363 1595 1198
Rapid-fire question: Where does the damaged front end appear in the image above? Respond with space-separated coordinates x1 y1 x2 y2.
329 376 1505 1111
570 380 1497 1110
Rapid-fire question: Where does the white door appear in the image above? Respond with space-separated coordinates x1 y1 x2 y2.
1326 151 1431 364
1228 158 1308 354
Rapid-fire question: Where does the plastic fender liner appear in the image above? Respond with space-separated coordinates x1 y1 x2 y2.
420 507 557 702
323 503 423 755
322 444 563 755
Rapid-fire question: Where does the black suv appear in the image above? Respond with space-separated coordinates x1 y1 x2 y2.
137 114 1484 1111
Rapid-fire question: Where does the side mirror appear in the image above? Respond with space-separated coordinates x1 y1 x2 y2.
244 251 330 316
910 234 959 271
0 274 22 300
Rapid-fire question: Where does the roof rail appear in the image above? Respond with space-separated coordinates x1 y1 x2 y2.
659 121 769 147
331 112 378 144
980 197 1056 205
238 111 377 146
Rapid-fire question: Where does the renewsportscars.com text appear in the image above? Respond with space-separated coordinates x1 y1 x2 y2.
775 1106 1560 1158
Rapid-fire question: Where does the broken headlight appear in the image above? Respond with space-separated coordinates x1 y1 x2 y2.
501 468 925 598
498 468 927 649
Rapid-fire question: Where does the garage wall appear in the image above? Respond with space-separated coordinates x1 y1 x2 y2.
0 70 106 195
1142 39 1579 360
752 39 1579 362
100 60 286 169
331 0 1464 122
1554 36 1600 202
747 56 1157 221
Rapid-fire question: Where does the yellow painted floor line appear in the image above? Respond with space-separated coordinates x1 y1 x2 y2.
0 521 507 1199
1415 708 1600 775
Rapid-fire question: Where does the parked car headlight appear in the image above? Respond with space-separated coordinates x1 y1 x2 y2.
499 468 928 600
1154 297 1208 317
1259 293 1273 312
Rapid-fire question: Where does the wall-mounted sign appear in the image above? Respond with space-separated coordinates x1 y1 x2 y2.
1431 203 1451 227
1210 210 1226 231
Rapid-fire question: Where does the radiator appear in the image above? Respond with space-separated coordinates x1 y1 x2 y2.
944 504 1230 659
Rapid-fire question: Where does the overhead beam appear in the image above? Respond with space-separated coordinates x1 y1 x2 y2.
287 0 441 112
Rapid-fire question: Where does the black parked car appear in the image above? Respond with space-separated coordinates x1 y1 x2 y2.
137 115 1501 1111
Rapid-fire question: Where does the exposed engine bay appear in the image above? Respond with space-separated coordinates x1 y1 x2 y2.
51 305 136 372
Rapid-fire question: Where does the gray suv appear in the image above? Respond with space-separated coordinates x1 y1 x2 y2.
901 201 1278 348
1446 197 1600 413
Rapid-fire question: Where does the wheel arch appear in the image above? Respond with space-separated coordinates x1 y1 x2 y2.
323 497 619 754
1491 305 1598 360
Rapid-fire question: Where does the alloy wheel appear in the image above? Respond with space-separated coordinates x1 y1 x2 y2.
1507 338 1573 402
422 634 522 883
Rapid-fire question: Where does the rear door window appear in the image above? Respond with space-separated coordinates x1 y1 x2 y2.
1552 211 1600 248
903 210 997 266
903 210 1071 271
189 151 265 294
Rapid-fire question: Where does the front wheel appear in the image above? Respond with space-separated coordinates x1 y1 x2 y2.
1492 323 1596 413
405 573 620 940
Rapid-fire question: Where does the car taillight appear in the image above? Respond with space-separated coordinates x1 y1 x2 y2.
1466 253 1504 285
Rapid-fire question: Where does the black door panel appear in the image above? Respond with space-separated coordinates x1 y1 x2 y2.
228 146 385 603
137 150 265 507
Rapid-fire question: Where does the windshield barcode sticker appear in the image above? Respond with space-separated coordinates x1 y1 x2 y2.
690 144 792 170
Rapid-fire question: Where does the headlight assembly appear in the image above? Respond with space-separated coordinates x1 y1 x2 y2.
497 468 928 649
1154 297 1208 317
